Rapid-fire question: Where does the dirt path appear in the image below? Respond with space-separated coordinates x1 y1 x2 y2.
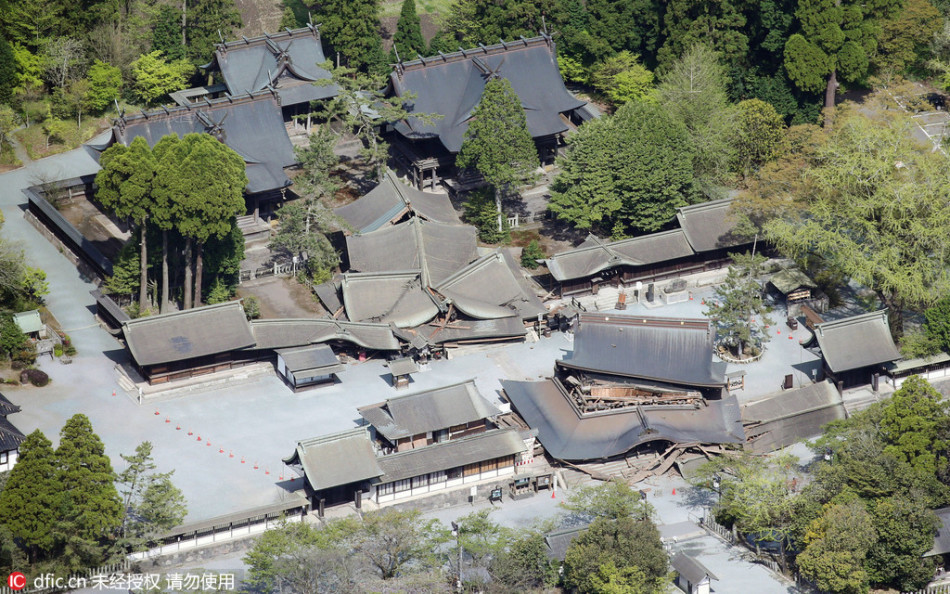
236 276 325 319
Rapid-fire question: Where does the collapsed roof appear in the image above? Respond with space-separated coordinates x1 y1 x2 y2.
357 380 500 442
559 313 726 389
335 170 461 233
502 378 744 461
340 271 441 328
814 310 901 373
435 250 547 320
741 381 845 453
389 35 586 153
205 25 338 107
250 318 401 351
107 92 296 195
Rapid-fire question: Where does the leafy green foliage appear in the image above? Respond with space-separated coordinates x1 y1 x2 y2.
104 236 140 302
876 0 942 75
520 240 544 269
488 530 559 590
243 295 261 320
83 60 121 114
151 5 186 61
462 188 510 244
0 35 16 104
443 0 555 48
317 0 385 73
270 201 340 276
562 478 654 522
357 508 445 579
704 251 773 356
734 98 786 177
590 51 655 106
562 516 667 594
925 296 950 352
549 100 694 235
879 376 950 476
183 0 242 66
764 112 950 337
129 51 194 106
0 315 28 360
456 77 539 194
115 442 186 550
657 0 748 69
0 431 58 563
393 0 425 60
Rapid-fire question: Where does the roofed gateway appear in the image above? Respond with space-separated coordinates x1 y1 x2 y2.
388 35 589 189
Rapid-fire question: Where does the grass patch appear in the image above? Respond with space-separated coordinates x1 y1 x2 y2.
509 229 543 248
0 140 21 170
380 0 454 19
14 117 110 161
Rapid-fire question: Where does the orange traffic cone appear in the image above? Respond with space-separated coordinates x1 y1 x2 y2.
672 488 676 495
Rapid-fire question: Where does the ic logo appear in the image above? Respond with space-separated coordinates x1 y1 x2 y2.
7 572 26 591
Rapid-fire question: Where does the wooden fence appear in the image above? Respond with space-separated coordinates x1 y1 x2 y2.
0 560 132 594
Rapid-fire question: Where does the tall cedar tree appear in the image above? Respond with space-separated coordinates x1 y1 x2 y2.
393 0 425 60
0 431 59 563
0 35 15 103
783 0 901 126
703 251 773 357
183 0 242 65
150 135 183 313
317 0 386 73
765 112 950 337
95 137 157 312
55 415 123 554
456 77 539 223
151 5 186 61
152 134 246 309
657 0 748 69
548 100 694 236
444 0 555 47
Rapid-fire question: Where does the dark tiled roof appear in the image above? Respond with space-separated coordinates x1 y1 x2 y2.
435 250 547 320
208 25 338 106
90 289 131 323
250 319 401 351
502 378 744 461
390 36 585 153
375 429 524 482
357 380 500 441
340 271 440 328
768 269 817 295
387 357 419 377
122 302 256 367
545 525 588 561
559 313 725 388
0 393 21 417
345 217 478 286
671 552 718 583
544 230 694 282
276 344 344 376
284 428 383 491
335 170 461 233
814 310 901 373
110 92 296 194
0 416 26 453
675 199 749 253
929 506 950 556
741 381 845 453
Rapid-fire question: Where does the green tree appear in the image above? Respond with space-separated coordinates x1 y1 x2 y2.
704 251 773 356
657 0 749 69
562 516 667 594
562 478 654 522
866 495 938 590
589 562 650 594
270 202 340 280
151 5 186 61
356 508 444 579
0 35 15 104
103 232 142 305
0 105 17 149
764 112 950 337
875 0 941 75
0 315 27 361
590 51 655 106
462 188 510 244
658 43 736 185
797 500 875 594
443 0 556 47
734 98 786 178
455 509 511 572
316 0 385 73
183 0 242 65
0 0 66 49
0 430 58 563
878 376 950 476
925 296 950 352
582 0 661 66
129 51 194 106
456 77 539 225
520 240 544 269
95 136 157 312
114 442 186 549
83 60 122 114
783 0 902 126
54 415 123 558
548 100 694 235
488 529 559 590
393 0 425 60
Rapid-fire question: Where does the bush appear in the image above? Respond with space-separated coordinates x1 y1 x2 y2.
53 344 63 357
520 240 545 269
925 296 950 352
463 188 510 244
243 295 261 320
63 344 76 357
24 368 49 387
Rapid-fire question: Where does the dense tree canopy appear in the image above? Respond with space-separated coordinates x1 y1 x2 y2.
393 0 425 60
317 0 386 73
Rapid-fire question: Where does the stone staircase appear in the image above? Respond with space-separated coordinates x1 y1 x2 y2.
237 214 271 244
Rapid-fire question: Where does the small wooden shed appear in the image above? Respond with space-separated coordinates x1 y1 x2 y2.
388 357 419 389
768 269 817 304
276 345 345 391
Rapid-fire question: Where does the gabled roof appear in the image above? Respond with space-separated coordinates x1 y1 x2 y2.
12 310 42 334
389 35 585 153
544 230 694 282
671 552 718 583
769 269 817 295
559 313 725 388
675 198 749 253
340 271 441 328
435 250 547 320
545 525 588 561
814 310 900 373
283 427 383 492
345 217 478 286
741 381 845 453
0 415 26 453
0 393 21 417
276 344 344 376
394 316 527 346
122 302 256 367
502 378 744 461
357 380 500 441
207 25 338 107
250 318 401 351
109 91 296 194
335 170 461 233
375 428 524 482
